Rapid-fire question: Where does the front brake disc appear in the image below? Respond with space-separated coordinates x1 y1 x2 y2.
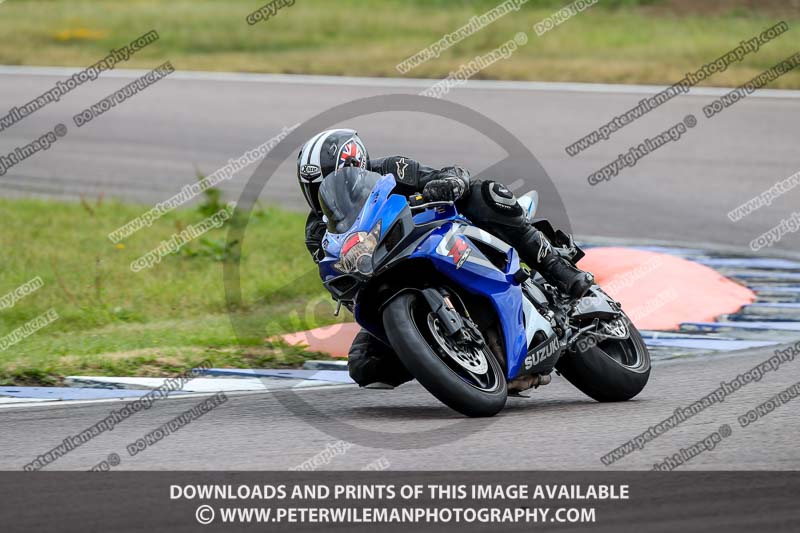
427 315 489 375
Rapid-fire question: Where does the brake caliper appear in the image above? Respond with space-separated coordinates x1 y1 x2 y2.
421 288 464 339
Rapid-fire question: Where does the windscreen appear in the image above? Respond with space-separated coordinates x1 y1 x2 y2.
318 167 381 234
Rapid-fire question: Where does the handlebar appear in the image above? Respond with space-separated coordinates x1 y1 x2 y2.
408 194 425 207
407 195 455 211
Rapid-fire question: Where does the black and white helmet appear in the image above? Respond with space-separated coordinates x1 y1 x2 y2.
297 129 369 213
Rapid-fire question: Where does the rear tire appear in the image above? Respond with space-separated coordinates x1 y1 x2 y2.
556 317 650 402
382 292 507 417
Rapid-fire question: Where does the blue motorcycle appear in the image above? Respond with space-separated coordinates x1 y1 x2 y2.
318 167 650 417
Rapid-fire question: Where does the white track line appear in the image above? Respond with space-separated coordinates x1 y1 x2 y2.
1 65 799 98
0 397 50 405
0 383 356 411
64 376 278 392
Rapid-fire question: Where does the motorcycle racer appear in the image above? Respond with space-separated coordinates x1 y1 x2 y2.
298 129 594 387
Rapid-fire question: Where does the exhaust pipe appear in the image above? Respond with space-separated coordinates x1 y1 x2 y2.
508 373 552 394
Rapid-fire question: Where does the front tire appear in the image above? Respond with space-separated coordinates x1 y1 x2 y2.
556 317 650 402
382 292 507 417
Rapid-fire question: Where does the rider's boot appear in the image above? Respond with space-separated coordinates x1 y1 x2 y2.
348 329 414 388
515 226 594 300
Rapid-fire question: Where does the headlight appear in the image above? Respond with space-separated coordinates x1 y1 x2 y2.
334 221 381 275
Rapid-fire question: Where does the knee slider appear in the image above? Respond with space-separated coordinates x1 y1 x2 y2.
481 181 523 216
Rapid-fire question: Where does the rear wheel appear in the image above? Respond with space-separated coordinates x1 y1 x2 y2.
556 317 650 402
382 292 507 417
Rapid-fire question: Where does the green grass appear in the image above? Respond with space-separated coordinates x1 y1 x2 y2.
0 194 347 385
1 0 799 88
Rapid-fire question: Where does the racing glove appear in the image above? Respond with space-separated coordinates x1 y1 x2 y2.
422 176 467 203
305 212 327 263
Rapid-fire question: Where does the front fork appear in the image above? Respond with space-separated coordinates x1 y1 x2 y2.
420 288 485 349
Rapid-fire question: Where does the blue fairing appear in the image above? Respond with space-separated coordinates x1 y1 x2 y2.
410 225 528 379
320 173 529 380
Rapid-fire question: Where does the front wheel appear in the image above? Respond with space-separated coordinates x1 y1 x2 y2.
556 317 650 402
382 292 507 417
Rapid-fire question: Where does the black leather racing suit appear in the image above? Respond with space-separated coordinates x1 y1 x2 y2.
305 156 580 387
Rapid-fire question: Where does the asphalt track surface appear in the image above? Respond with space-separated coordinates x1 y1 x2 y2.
1 67 799 252
0 345 798 470
1 68 799 470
